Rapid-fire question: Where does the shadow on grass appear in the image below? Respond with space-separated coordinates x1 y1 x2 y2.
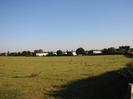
48 70 129 99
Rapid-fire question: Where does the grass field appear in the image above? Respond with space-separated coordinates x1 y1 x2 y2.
0 55 132 99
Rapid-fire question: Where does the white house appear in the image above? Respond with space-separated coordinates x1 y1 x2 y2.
53 52 57 55
72 51 77 56
92 50 102 54
36 52 48 56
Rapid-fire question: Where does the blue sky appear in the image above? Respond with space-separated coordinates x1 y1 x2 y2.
0 0 133 52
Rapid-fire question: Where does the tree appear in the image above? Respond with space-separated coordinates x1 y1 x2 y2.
67 51 73 56
7 51 10 56
76 48 85 55
102 47 117 55
48 51 55 56
102 48 108 55
21 51 32 56
119 46 130 54
108 47 117 55
57 50 63 56
34 49 43 53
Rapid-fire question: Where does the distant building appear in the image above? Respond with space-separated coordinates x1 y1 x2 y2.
36 52 48 56
47 52 57 56
93 50 102 54
62 52 67 56
85 51 89 55
67 51 77 56
89 50 102 55
53 52 57 56
72 51 77 56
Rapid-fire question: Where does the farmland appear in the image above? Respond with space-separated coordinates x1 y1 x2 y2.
0 55 132 99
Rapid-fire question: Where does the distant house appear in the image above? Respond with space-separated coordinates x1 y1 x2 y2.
36 52 48 56
47 52 57 56
93 50 102 54
89 50 102 55
67 51 77 56
53 52 57 56
62 52 67 56
72 51 77 56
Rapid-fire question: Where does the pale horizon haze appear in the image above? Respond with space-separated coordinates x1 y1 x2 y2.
0 0 133 52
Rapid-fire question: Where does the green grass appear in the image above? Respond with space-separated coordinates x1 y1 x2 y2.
0 55 131 99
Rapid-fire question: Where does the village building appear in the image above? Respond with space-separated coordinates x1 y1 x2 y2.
88 50 102 55
67 51 77 56
36 52 48 56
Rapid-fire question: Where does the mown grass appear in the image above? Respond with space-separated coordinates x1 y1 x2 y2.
0 55 132 99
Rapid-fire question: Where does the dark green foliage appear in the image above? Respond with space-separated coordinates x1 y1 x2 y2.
76 48 85 55
34 49 43 53
0 53 7 56
67 51 73 56
102 47 117 55
8 51 34 56
21 51 33 56
8 52 18 56
119 46 130 54
57 50 63 56
102 48 108 55
48 52 54 56
108 47 117 54
102 47 123 55
0 45 131 57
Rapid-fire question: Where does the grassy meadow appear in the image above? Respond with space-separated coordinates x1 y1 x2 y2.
0 55 132 99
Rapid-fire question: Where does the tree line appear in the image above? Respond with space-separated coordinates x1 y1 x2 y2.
0 46 133 57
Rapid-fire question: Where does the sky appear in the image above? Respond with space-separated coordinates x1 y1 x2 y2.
0 0 133 52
